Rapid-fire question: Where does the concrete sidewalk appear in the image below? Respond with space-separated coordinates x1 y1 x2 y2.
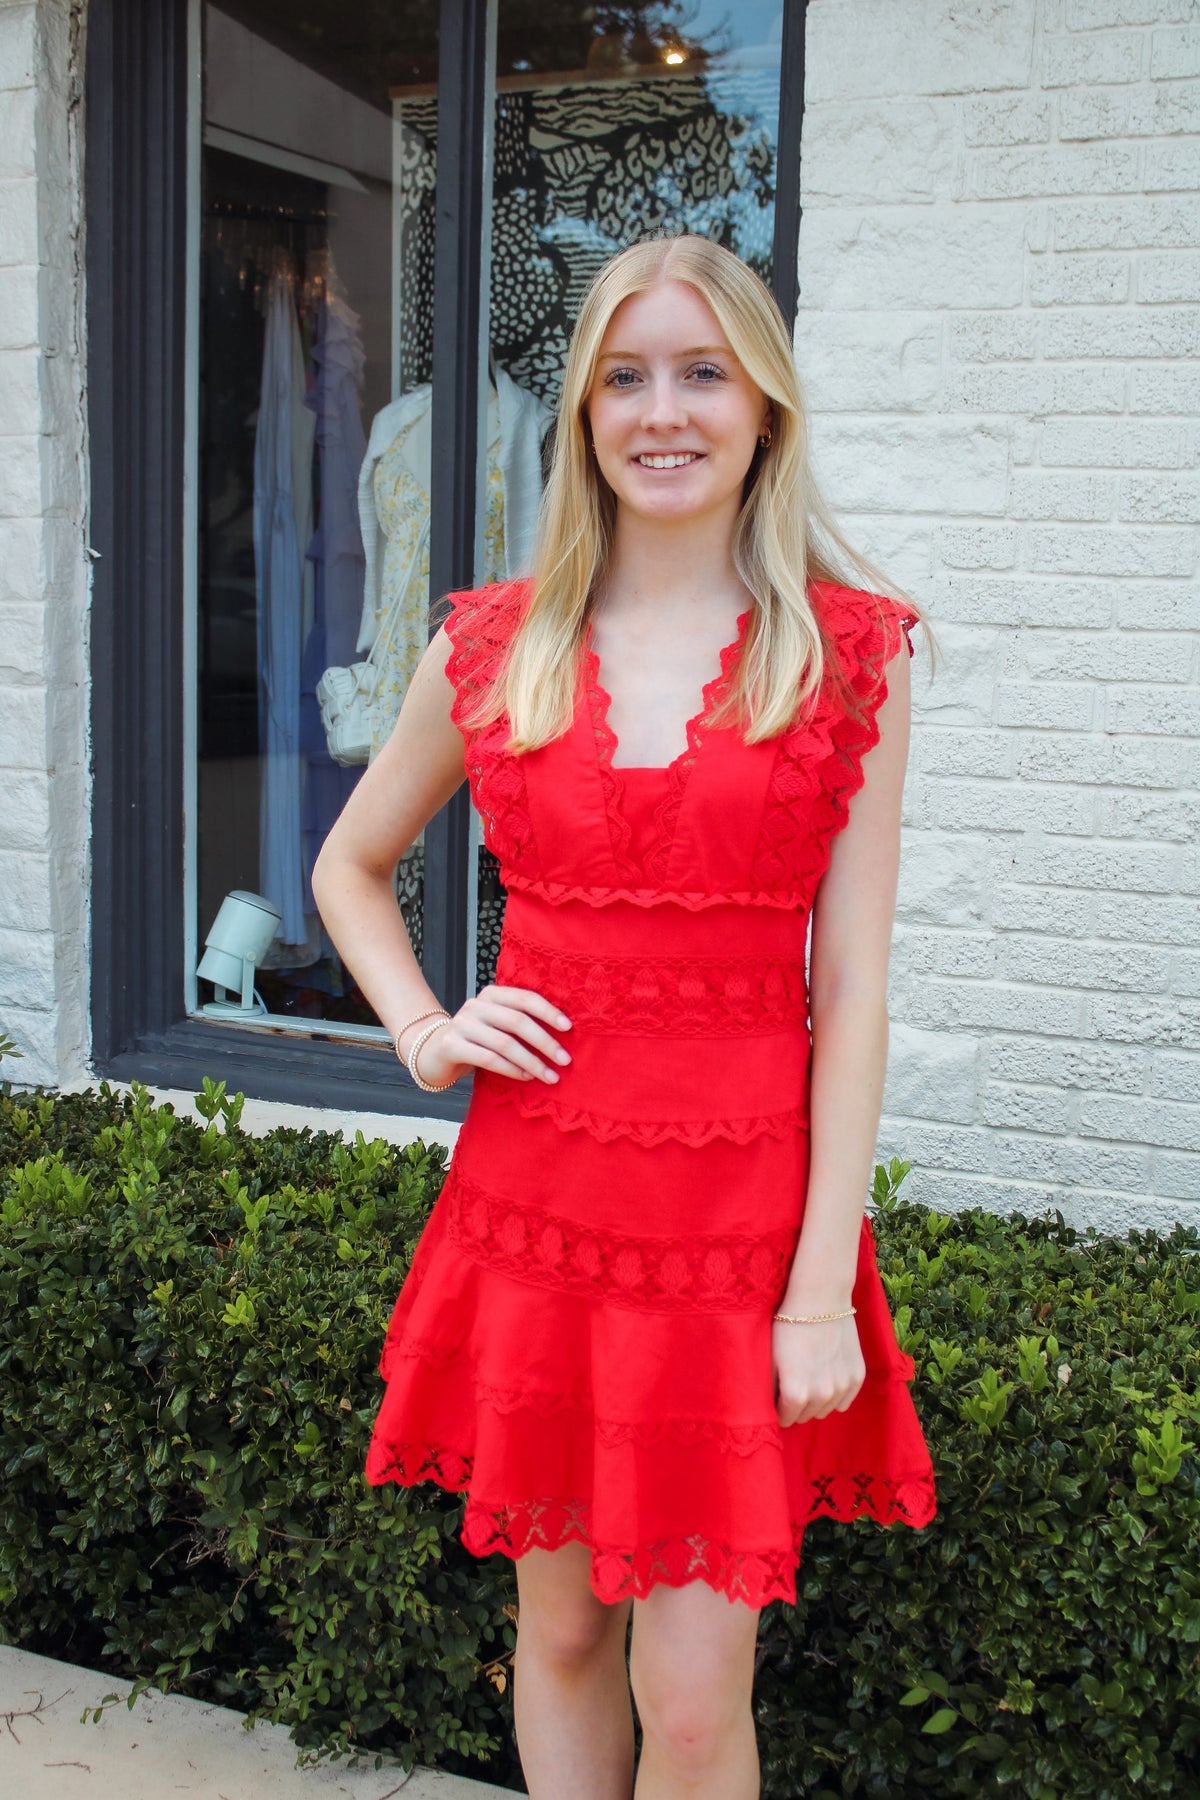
0 1646 514 1799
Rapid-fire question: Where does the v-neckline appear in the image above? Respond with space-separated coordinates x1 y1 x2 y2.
582 606 753 780
580 606 753 885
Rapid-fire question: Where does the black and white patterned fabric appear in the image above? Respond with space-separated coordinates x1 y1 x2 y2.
396 66 779 404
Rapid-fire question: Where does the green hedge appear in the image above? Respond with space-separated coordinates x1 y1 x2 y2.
0 1079 1197 1797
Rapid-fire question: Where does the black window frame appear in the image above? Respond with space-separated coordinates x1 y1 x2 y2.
86 0 809 1118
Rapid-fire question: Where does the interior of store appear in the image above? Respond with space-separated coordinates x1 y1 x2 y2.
195 0 784 1028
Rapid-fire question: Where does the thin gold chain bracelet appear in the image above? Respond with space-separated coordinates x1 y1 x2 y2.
773 1305 857 1324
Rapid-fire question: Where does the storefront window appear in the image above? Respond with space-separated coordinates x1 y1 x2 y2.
193 0 784 1039
196 1 437 1030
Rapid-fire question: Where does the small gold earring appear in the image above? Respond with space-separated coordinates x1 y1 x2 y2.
758 426 773 448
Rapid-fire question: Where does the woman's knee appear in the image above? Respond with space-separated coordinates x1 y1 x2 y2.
523 1596 625 1671
628 1588 758 1771
515 1545 631 1671
630 1669 747 1773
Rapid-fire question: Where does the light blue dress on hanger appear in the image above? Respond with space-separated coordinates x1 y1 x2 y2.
254 267 312 947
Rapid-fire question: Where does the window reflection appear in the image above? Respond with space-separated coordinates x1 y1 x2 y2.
468 0 786 989
198 2 435 1027
195 0 784 1033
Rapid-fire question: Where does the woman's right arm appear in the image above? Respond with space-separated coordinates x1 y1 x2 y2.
310 623 571 1088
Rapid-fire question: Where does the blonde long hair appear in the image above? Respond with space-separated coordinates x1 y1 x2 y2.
470 235 926 751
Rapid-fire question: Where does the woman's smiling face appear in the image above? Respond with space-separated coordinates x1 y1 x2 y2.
584 278 771 531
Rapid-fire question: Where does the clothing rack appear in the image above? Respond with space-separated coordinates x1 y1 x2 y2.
206 198 330 226
388 58 707 101
204 205 337 317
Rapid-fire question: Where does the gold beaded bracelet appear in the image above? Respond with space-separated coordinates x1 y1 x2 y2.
773 1305 857 1324
392 1007 451 1062
406 1018 458 1094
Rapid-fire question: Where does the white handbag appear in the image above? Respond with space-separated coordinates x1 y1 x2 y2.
316 515 430 766
314 660 378 767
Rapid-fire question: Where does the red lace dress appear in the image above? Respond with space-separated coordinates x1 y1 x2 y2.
365 575 937 1607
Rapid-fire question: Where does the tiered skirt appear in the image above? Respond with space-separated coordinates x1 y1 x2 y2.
366 889 936 1607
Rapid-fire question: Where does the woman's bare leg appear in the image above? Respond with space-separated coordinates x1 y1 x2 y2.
629 1580 761 1799
513 1540 636 1800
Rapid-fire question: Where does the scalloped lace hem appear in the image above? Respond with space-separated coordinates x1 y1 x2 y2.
465 1499 799 1606
482 1076 810 1146
365 1444 937 1606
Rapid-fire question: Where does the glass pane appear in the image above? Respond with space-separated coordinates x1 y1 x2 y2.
469 0 786 989
195 0 438 1030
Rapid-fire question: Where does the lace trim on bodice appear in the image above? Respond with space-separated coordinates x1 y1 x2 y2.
494 932 807 1036
582 645 636 879
749 590 918 896
443 578 540 875
443 1166 798 1311
445 579 917 908
495 873 813 910
583 608 752 886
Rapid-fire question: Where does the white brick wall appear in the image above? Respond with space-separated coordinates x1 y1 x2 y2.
0 0 89 1089
800 0 1200 1231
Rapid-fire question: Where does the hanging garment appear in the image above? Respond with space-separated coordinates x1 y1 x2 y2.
298 288 369 926
365 575 938 1607
253 269 313 948
306 288 368 669
354 366 552 723
361 429 509 761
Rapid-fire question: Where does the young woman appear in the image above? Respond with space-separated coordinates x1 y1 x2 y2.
312 235 937 1800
